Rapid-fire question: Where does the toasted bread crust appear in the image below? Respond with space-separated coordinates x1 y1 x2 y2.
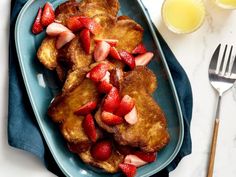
55 1 81 25
79 0 119 17
37 37 58 70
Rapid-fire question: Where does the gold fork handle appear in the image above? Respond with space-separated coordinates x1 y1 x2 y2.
207 118 220 177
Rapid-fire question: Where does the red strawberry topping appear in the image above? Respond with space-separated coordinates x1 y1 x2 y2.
132 43 147 54
135 52 154 66
79 17 102 35
133 151 156 162
66 16 84 31
119 163 137 177
109 47 122 60
103 87 120 112
46 22 70 36
97 81 113 94
80 29 91 54
56 31 75 49
41 2 55 27
91 140 112 161
82 114 97 142
89 63 109 82
32 8 43 34
124 106 138 125
101 111 123 126
115 95 135 117
119 50 136 70
74 101 97 116
94 39 118 47
94 41 111 62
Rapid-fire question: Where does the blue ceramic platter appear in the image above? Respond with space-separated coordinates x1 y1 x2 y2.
15 0 184 176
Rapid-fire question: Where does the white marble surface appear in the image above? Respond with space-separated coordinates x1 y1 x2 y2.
0 0 236 176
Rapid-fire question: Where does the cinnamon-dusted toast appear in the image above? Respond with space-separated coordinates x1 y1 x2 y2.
48 70 99 146
95 66 170 152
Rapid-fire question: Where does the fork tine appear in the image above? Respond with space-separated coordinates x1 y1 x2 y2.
218 45 228 74
209 44 221 71
230 55 236 75
225 45 233 75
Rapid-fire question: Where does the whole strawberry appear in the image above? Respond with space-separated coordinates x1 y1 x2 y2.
91 140 112 161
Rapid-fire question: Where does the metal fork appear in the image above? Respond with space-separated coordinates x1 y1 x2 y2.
207 44 236 177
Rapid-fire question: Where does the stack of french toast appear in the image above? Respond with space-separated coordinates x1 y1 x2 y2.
34 0 170 176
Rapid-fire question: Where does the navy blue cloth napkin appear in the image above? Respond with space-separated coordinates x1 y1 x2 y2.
8 0 193 176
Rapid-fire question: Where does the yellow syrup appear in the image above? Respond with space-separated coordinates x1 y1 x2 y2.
162 0 205 33
215 0 236 9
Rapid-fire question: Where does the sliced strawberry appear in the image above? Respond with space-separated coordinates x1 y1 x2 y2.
94 39 118 47
91 140 112 161
66 16 84 31
119 50 136 70
89 63 109 82
94 41 111 62
74 101 97 116
41 2 55 27
135 52 154 66
79 17 102 35
133 151 156 162
46 22 70 36
56 31 76 49
101 111 123 126
115 95 135 117
82 114 97 142
32 8 43 34
119 163 137 177
103 87 120 112
97 81 113 94
86 72 90 78
109 47 122 60
132 43 147 54
124 106 138 125
101 71 110 83
124 155 147 167
80 29 91 54
110 68 123 89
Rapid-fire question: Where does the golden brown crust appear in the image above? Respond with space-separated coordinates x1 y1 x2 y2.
95 18 144 53
37 37 58 70
79 0 120 17
55 1 81 25
48 78 99 123
95 67 169 152
62 68 89 92
67 36 94 70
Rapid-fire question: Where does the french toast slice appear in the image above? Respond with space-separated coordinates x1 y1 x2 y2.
95 66 170 152
48 75 99 146
94 17 144 53
37 37 58 70
78 143 124 173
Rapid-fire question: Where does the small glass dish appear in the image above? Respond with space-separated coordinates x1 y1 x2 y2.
162 0 206 34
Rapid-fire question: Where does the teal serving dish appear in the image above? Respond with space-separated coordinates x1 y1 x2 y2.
15 0 184 176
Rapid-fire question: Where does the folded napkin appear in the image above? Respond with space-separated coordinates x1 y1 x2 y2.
8 0 193 176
